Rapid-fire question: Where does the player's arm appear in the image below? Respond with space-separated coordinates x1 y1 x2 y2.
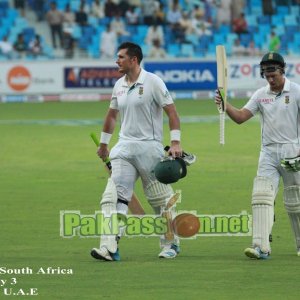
163 103 182 157
215 90 253 124
97 108 118 160
226 102 253 124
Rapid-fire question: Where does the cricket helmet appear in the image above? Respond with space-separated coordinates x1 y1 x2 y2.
154 157 187 184
260 52 286 78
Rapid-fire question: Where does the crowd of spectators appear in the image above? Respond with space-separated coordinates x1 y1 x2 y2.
2 0 299 60
0 32 45 59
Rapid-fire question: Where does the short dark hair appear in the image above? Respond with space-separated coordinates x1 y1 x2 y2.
118 42 143 64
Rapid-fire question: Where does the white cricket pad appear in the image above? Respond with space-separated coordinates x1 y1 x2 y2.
99 178 118 253
251 176 275 253
145 180 179 247
284 186 300 249
144 180 173 209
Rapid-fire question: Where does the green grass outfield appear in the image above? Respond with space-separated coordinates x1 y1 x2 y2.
0 100 299 300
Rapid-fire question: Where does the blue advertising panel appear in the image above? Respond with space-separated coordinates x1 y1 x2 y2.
64 67 122 88
144 61 217 90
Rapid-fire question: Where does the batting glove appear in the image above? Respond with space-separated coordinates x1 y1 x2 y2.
281 156 300 172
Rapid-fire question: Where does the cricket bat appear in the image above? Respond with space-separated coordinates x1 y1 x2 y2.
90 133 146 215
162 210 174 241
216 45 228 145
163 192 180 241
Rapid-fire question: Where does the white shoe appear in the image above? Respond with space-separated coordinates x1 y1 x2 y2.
158 244 180 259
244 247 269 259
90 247 120 261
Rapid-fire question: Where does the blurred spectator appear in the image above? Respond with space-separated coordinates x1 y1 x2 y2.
145 23 164 46
262 0 274 15
191 14 212 36
100 23 117 58
105 0 118 18
167 2 184 42
63 28 75 58
269 31 280 51
148 38 167 58
154 2 166 25
63 4 75 32
111 12 129 36
75 4 88 27
79 0 90 13
46 2 64 48
166 2 182 26
216 0 232 28
14 0 26 17
118 0 130 17
28 34 43 57
168 0 182 10
125 6 139 25
245 40 261 57
231 0 245 20
13 33 27 58
232 38 246 56
191 4 204 19
91 0 105 19
0 35 14 59
33 0 45 21
232 13 248 35
203 0 215 23
142 0 157 25
179 11 194 35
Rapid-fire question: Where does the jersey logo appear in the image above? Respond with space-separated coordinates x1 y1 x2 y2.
164 90 170 99
285 96 289 104
139 86 143 95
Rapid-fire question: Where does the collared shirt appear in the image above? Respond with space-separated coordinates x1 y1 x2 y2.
46 9 64 25
244 77 300 145
110 68 173 141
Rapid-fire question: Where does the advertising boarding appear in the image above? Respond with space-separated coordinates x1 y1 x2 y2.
1 59 300 101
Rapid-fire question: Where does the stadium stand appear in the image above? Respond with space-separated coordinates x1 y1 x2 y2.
0 0 299 60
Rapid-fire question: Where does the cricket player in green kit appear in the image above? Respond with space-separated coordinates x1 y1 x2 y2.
91 42 183 261
215 52 300 259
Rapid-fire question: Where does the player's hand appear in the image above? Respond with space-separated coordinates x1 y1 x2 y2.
97 144 110 161
281 156 300 172
214 89 222 106
168 141 182 158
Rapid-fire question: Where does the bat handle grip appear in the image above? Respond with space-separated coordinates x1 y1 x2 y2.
219 112 225 145
103 157 112 170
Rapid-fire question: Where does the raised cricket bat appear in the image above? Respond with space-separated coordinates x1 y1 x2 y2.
216 45 228 145
90 133 146 215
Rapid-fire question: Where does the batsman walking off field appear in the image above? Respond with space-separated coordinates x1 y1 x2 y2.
215 52 300 259
91 42 183 261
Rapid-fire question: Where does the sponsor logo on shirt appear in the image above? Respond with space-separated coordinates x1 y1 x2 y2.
116 90 126 96
257 98 274 104
139 87 143 95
